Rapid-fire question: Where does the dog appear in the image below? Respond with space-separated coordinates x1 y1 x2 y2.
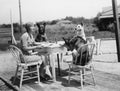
35 23 47 42
63 36 90 66
63 36 86 51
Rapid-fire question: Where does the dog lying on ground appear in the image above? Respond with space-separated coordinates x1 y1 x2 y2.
63 36 90 66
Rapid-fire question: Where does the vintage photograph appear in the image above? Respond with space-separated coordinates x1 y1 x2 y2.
0 0 120 91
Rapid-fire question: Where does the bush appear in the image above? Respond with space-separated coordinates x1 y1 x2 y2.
107 23 115 32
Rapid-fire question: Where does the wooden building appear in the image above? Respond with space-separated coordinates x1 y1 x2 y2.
98 5 120 31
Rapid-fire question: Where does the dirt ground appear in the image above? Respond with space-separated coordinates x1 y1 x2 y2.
0 39 120 91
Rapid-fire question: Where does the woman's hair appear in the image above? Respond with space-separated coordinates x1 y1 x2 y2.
25 24 30 33
25 22 34 33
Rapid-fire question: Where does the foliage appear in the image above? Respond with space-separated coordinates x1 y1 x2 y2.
93 12 102 31
13 23 20 33
0 15 116 41
63 16 93 24
0 23 21 33
35 16 95 25
45 23 109 41
50 20 58 25
0 24 11 28
107 23 115 32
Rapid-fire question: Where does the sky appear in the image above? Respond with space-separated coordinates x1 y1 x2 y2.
0 0 120 24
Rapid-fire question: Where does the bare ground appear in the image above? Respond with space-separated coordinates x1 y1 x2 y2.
0 39 120 91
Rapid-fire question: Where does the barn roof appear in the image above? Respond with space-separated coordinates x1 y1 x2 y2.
99 5 120 19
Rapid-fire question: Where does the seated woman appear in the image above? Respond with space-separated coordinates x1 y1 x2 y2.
35 22 48 42
20 22 52 80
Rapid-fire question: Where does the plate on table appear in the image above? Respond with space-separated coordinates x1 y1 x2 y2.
48 43 61 48
37 42 53 48
57 41 65 45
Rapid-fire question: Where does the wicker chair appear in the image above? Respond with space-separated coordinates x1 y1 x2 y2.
8 45 42 89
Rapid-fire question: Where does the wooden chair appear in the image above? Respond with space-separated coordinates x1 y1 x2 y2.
8 45 41 89
66 43 96 89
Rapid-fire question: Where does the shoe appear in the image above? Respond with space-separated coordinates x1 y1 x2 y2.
44 74 52 80
40 76 47 81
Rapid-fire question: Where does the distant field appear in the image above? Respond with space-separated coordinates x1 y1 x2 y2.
45 24 115 41
0 24 115 44
0 28 12 44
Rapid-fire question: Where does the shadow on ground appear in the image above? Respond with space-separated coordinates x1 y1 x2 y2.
0 44 9 51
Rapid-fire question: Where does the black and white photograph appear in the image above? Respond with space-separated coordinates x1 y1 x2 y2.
0 0 120 91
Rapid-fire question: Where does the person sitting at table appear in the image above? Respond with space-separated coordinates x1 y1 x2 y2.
35 22 48 42
63 23 88 65
63 23 87 50
20 22 52 80
71 23 87 61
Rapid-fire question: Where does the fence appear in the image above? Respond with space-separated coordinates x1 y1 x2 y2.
95 38 116 55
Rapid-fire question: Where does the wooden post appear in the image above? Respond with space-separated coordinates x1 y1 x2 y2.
10 10 17 45
19 0 22 33
57 53 61 76
112 0 120 62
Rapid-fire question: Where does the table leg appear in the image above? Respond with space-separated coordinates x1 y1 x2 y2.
57 53 61 76
49 54 56 82
60 53 63 68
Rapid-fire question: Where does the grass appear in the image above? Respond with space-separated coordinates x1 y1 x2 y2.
0 24 115 50
45 24 115 41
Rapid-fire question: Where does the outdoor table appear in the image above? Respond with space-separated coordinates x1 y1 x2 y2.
35 42 67 82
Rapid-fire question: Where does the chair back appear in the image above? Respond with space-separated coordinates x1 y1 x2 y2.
87 43 95 61
73 43 95 66
8 45 26 64
86 36 96 43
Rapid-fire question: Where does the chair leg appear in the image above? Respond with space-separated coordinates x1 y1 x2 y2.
37 64 40 84
91 67 96 86
68 64 71 85
60 53 63 68
83 68 85 85
80 70 83 89
13 66 19 84
29 66 33 77
20 67 24 89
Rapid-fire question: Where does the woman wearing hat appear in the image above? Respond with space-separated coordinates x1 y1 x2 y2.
20 22 52 80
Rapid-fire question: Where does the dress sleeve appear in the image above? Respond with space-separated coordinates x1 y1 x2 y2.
21 35 28 48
